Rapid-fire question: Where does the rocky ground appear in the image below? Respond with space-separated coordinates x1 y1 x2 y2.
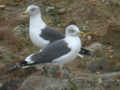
0 0 120 90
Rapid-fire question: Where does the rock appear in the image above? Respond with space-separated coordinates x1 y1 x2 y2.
87 59 110 73
0 65 119 90
85 42 103 56
19 70 120 90
110 0 120 5
0 80 22 90
19 75 71 90
35 64 70 78
103 24 120 46
86 42 103 51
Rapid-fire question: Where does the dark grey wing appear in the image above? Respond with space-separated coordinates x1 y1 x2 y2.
31 40 71 64
40 26 65 42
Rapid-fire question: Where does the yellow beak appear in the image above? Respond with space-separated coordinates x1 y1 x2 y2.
78 31 85 36
23 10 29 15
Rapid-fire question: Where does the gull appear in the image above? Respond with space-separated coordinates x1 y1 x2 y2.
23 5 91 57
12 25 81 77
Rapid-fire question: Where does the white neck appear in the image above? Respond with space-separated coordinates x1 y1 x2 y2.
65 35 78 39
66 34 77 37
30 13 46 31
65 35 81 51
65 35 80 44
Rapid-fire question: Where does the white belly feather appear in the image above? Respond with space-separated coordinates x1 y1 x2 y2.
53 36 81 66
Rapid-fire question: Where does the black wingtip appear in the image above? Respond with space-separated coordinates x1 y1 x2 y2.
8 61 29 72
80 48 91 56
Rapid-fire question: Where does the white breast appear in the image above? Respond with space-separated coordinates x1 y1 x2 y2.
29 27 49 48
65 36 81 53
53 36 81 66
29 14 50 48
29 14 49 48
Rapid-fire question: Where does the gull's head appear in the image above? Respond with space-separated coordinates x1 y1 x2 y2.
65 24 80 36
24 5 40 16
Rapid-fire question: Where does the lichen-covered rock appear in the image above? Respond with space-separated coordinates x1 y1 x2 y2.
19 70 120 90
0 80 22 90
19 74 72 90
110 0 120 5
103 24 120 46
87 59 110 73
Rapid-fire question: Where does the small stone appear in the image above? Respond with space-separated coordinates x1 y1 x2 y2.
67 8 72 12
93 32 97 35
0 5 5 9
98 78 102 84
46 6 55 12
87 35 92 40
82 26 89 32
0 83 3 88
107 46 112 50
103 24 120 46
96 72 100 75
58 8 66 14
108 49 113 53
109 55 113 59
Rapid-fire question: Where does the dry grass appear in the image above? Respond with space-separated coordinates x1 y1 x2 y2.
0 29 25 52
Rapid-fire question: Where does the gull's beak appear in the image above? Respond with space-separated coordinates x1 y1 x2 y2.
78 31 84 36
23 10 29 15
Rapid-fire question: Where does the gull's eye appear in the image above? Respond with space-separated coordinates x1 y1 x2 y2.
69 29 75 33
30 8 36 12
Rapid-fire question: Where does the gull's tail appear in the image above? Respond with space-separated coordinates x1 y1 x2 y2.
78 48 91 58
80 48 91 55
78 42 103 58
9 61 34 72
